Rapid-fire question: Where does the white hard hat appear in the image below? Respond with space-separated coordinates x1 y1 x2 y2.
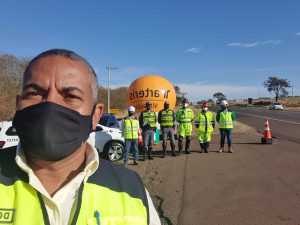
128 106 136 112
220 100 228 106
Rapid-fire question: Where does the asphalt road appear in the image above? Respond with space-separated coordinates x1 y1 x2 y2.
212 106 300 143
129 107 300 225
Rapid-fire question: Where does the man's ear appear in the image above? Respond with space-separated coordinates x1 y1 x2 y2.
92 103 104 130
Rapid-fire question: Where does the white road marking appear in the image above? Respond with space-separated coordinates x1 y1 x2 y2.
236 112 300 125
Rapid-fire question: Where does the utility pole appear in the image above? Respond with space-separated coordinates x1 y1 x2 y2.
292 85 294 97
106 66 117 113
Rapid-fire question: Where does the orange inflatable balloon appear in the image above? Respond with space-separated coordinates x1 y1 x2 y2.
127 75 176 113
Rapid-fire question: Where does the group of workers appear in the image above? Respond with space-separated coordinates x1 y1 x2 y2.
123 98 236 165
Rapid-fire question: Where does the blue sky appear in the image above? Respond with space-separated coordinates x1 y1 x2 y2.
1 0 300 101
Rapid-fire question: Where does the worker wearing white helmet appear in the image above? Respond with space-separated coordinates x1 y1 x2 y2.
123 106 140 165
216 99 236 153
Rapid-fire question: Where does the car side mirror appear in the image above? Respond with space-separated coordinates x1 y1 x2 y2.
95 126 103 131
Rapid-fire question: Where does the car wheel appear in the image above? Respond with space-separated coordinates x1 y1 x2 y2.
103 141 124 161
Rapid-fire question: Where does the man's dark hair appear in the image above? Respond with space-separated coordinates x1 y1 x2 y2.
24 49 98 103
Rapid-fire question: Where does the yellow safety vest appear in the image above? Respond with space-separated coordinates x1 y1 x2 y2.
160 110 174 127
142 111 156 128
219 111 233 129
124 117 139 139
195 111 214 133
176 107 194 123
0 148 149 225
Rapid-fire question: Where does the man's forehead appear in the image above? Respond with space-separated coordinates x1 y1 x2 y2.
24 56 92 82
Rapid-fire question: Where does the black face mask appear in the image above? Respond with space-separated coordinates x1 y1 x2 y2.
128 112 134 116
13 102 93 161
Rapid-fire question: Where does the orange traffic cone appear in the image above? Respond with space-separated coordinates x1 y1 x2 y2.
261 118 273 144
138 129 143 146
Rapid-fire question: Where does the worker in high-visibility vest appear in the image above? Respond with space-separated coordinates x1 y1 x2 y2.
158 101 176 157
195 101 215 153
176 98 194 155
123 106 140 165
216 100 236 153
0 49 161 225
139 101 157 160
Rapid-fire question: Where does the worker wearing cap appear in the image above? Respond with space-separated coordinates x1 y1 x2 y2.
139 101 157 160
158 101 176 157
176 98 194 155
123 106 140 165
195 101 215 153
216 100 236 153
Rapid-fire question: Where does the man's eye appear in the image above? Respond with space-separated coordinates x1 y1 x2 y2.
65 94 81 100
25 92 39 97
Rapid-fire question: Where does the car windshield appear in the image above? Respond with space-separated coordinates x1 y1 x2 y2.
99 116 108 125
99 114 119 128
274 103 282 105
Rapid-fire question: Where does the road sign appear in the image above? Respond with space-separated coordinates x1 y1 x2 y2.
108 108 120 114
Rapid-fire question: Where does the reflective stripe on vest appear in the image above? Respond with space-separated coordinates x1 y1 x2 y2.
161 110 174 127
195 111 214 133
219 111 233 129
176 108 194 123
124 117 139 139
142 111 156 128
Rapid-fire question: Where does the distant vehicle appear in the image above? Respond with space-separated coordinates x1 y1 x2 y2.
269 102 283 110
0 121 19 150
99 114 120 128
89 124 125 161
0 120 125 162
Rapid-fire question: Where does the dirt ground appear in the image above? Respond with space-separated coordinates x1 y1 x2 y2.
121 106 300 225
124 107 256 224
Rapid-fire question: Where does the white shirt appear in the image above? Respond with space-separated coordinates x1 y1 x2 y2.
15 141 161 225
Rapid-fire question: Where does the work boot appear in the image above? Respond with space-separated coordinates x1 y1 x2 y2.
185 139 191 154
171 143 177 156
228 147 234 153
162 142 167 158
133 161 139 165
204 142 209 153
143 147 147 160
199 143 204 153
219 147 224 153
148 147 154 160
178 142 183 156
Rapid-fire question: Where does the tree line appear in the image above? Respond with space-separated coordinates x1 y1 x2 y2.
0 54 30 120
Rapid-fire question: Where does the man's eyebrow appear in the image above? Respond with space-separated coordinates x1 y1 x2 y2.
23 83 46 92
23 84 84 95
61 87 84 95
